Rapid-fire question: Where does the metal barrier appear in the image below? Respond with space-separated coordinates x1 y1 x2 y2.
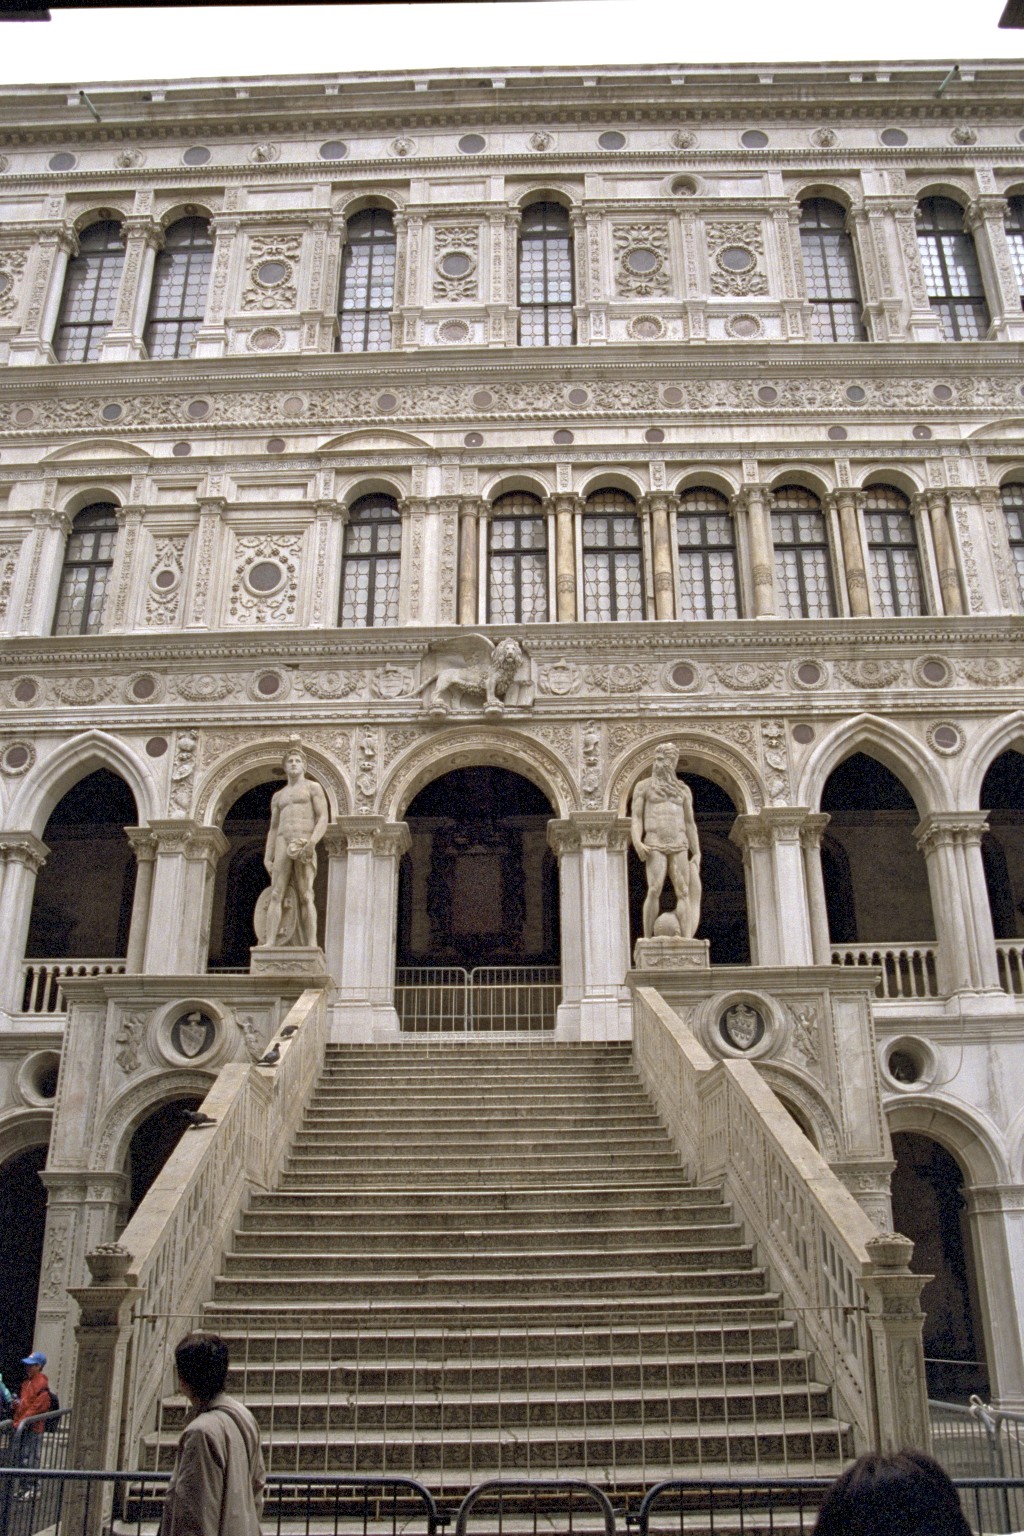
0 1411 72 1536
830 943 939 999
630 1477 833 1533
931 1397 1024 1533
455 1480 616 1536
394 967 561 1033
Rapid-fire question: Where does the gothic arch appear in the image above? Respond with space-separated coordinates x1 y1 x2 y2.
795 713 950 815
96 1068 218 1171
960 712 1024 809
381 728 577 822
609 732 764 818
0 1108 52 1169
194 739 348 828
886 1097 1006 1186
7 730 158 837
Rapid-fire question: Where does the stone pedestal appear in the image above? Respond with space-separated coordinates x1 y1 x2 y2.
633 936 711 971
250 944 328 978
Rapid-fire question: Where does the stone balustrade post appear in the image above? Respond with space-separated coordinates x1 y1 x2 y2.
735 486 775 617
0 832 48 1015
142 822 228 975
64 1246 140 1522
332 817 411 1039
547 813 632 1040
829 490 871 617
860 1232 932 1453
915 813 1000 994
963 1185 1024 1410
642 492 678 620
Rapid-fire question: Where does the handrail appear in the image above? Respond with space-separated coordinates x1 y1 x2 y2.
117 987 328 1464
631 984 928 1454
455 1479 616 1536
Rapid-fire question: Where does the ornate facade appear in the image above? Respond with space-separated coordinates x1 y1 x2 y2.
1 60 1024 1419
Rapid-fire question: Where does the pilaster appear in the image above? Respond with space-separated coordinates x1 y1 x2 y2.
142 821 229 974
183 497 227 629
547 814 632 1040
8 225 75 366
18 507 72 635
966 196 1024 342
98 216 163 362
963 1184 1024 1410
730 810 816 967
331 817 411 1039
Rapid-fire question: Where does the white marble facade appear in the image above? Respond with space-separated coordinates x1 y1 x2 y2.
1 59 1024 1405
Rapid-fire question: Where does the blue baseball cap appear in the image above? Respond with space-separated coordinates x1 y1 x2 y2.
21 1352 46 1368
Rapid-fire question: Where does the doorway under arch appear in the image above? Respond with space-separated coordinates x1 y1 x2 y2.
980 750 1024 945
0 1145 48 1389
26 769 138 961
124 1096 204 1222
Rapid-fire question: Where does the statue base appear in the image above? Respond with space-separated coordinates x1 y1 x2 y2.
250 943 327 978
633 937 711 971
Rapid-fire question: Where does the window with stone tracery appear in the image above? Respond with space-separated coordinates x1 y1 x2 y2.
487 492 549 623
338 493 401 626
338 209 396 352
144 216 214 359
52 503 118 635
582 490 646 621
864 484 923 617
518 202 575 347
1002 482 1024 602
675 487 740 620
799 198 866 342
1006 197 1024 310
770 485 835 618
916 197 990 341
54 220 125 363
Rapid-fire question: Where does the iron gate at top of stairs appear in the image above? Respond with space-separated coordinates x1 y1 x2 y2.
394 967 561 1032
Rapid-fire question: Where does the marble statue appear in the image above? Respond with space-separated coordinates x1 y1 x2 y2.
419 634 525 716
630 742 702 939
261 741 328 948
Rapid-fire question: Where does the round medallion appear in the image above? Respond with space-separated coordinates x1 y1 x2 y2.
440 251 473 278
828 426 848 441
13 679 37 704
880 128 908 147
796 661 822 687
671 662 696 688
1 742 33 775
171 442 192 457
48 151 76 171
130 674 158 701
249 327 284 352
632 317 664 339
146 736 169 758
718 246 755 273
845 385 866 403
598 131 626 150
567 387 589 405
726 314 761 338
101 402 123 421
266 437 286 453
14 407 35 426
319 140 348 160
187 398 210 420
255 670 283 696
376 393 398 413
913 424 932 440
756 385 778 404
248 561 285 594
183 146 211 165
792 724 815 745
256 260 289 286
624 247 659 274
458 134 486 154
438 319 470 342
472 390 494 409
919 658 949 686
929 723 963 754
553 428 574 445
645 427 665 443
933 383 953 402
663 386 684 405
464 431 484 447
740 130 768 148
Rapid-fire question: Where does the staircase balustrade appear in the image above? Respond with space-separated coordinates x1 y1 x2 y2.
631 985 931 1456
20 958 127 1014
996 941 1024 995
829 944 938 998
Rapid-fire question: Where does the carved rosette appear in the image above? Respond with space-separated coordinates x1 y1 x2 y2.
432 224 480 301
613 223 671 298
241 234 301 311
706 220 768 297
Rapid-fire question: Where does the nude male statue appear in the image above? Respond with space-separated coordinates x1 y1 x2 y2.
631 743 702 939
262 744 328 948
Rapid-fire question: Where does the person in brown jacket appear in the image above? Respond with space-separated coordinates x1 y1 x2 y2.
158 1333 266 1536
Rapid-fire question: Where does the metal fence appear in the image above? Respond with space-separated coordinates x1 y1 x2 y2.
0 1410 73 1536
931 1396 1024 1533
394 967 560 1032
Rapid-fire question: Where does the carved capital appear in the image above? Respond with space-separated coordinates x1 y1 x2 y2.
0 830 49 872
148 819 229 864
914 811 989 854
124 827 159 862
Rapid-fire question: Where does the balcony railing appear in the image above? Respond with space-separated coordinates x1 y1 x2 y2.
830 944 938 1000
394 966 560 1033
996 941 1024 996
21 958 127 1015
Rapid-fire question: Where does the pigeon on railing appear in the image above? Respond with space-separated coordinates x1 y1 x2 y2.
258 1044 281 1067
182 1110 217 1129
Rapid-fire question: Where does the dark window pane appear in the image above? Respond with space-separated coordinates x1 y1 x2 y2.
916 196 990 341
53 503 118 635
771 485 835 618
487 491 548 623
799 198 866 342
339 493 401 625
144 217 214 360
864 484 922 617
676 487 740 620
54 221 124 363
519 201 575 347
582 490 644 620
338 209 396 353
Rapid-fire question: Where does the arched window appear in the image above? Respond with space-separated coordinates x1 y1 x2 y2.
1002 482 1024 602
518 202 574 347
771 485 835 618
582 489 645 621
143 216 214 359
488 491 549 623
339 493 401 626
52 503 118 635
338 208 396 353
864 484 923 617
799 198 866 341
53 220 125 363
675 487 739 620
916 197 990 341
1006 197 1024 311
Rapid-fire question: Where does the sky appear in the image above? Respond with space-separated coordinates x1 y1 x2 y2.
0 0 1022 89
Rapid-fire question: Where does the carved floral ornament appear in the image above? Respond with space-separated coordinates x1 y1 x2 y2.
613 223 671 298
0 250 27 318
242 234 301 311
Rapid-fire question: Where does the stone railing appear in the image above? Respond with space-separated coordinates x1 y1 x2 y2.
21 958 127 1014
631 984 930 1455
831 943 939 999
66 987 327 1490
996 941 1024 996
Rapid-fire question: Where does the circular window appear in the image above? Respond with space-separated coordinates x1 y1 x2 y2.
792 723 815 745
846 385 866 403
153 568 177 590
886 1044 925 1085
741 130 769 148
248 561 285 594
48 151 76 171
266 437 286 453
553 428 574 445
797 662 822 686
719 246 755 272
256 260 289 286
1 743 32 774
171 441 192 457
663 386 684 405
256 671 282 697
464 431 483 447
671 663 695 688
932 724 961 752
567 387 589 405
913 424 932 440
828 425 848 441
458 134 486 154
472 390 493 409
146 736 169 758
598 131 626 150
14 407 35 426
187 399 210 420
20 1051 60 1103
13 679 37 704
131 675 158 701
880 128 908 147
624 247 659 275
645 427 665 444
319 140 348 160
670 176 698 196
756 385 778 404
377 392 398 413
440 251 473 278
183 146 211 165
921 658 949 685
101 402 123 421
932 383 953 402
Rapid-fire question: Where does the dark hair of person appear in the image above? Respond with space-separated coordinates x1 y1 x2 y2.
812 1451 972 1536
174 1333 229 1404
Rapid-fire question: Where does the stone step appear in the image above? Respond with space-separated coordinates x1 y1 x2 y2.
297 1111 665 1134
313 1067 641 1086
222 1238 753 1277
322 1045 633 1060
281 1149 683 1173
231 1222 744 1254
287 1129 673 1153
211 1266 768 1303
245 1183 719 1216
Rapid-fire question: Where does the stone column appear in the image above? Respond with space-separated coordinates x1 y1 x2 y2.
963 1185 1024 1410
64 1246 140 1514
922 490 964 616
915 813 1000 994
830 490 871 617
547 494 579 621
332 818 410 1040
321 824 348 987
800 812 833 965
888 197 945 342
9 225 75 366
848 205 906 342
18 507 73 635
730 811 815 966
643 492 677 620
106 503 144 632
183 496 226 628
966 196 1024 342
142 822 228 975
861 1232 932 1453
736 486 775 617
728 816 772 966
547 814 632 1041
458 497 481 624
123 828 157 975
99 216 162 362
0 832 48 1015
